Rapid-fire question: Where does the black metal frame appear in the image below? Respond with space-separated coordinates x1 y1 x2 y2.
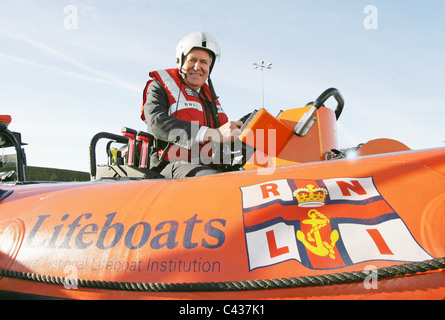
89 129 162 180
89 132 129 179
0 126 26 182
312 87 345 120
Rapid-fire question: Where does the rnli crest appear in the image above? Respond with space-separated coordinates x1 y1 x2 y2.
240 177 432 271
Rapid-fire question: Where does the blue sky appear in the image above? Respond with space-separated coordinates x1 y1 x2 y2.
1 0 444 172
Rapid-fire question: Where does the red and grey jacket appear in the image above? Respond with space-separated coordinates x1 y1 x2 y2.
141 68 229 163
141 68 228 127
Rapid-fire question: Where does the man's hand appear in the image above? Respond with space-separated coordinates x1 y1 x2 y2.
204 121 243 143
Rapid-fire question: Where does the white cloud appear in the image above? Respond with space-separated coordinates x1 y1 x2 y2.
0 29 140 93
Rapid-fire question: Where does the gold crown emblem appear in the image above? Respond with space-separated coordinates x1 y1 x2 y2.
294 184 327 207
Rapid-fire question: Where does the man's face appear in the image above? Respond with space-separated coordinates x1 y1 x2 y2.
181 48 212 91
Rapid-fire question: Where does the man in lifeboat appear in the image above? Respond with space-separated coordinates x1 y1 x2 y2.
141 31 243 179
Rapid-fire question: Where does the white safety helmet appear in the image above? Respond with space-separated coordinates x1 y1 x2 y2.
176 31 220 75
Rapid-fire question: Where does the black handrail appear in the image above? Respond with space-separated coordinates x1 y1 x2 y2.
312 87 345 120
89 132 129 179
0 127 26 182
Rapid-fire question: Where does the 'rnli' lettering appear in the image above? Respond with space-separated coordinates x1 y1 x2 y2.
26 212 226 251
366 229 394 255
260 183 280 199
266 230 289 258
324 177 379 201
336 180 367 197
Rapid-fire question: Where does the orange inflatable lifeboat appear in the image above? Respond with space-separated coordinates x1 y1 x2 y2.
0 89 444 300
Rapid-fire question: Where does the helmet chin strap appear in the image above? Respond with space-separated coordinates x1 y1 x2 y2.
207 76 221 128
207 76 218 100
179 61 187 79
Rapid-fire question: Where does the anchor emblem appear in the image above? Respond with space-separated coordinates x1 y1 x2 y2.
296 209 339 259
293 184 339 260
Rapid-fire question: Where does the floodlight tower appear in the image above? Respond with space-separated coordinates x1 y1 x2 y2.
252 61 272 108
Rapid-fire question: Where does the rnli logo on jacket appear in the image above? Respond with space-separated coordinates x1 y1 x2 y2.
240 177 432 271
